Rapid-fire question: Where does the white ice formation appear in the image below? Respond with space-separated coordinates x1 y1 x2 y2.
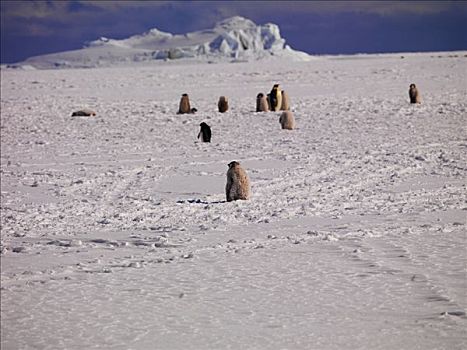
17 16 311 69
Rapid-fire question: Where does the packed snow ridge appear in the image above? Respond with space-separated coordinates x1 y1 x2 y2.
17 16 311 69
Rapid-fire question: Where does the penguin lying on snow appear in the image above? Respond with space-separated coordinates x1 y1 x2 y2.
71 109 96 117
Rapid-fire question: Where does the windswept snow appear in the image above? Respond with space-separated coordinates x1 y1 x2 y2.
11 16 311 70
1 51 467 349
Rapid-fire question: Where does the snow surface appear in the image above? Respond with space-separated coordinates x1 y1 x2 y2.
1 51 467 349
8 16 311 70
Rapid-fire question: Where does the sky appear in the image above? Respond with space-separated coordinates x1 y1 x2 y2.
1 0 467 63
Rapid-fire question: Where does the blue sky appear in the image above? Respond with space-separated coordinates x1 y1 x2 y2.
1 1 466 63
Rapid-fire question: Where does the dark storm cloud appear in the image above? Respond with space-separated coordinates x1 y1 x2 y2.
1 1 466 63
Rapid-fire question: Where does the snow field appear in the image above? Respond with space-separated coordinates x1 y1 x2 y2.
1 52 466 349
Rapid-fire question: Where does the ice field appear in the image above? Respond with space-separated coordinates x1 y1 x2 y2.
1 51 466 349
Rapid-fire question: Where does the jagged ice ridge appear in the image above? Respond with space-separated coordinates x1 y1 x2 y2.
17 16 311 69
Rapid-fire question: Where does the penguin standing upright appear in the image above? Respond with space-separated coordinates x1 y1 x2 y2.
279 111 295 130
218 96 229 113
280 90 290 110
178 93 191 114
269 84 282 111
256 93 269 112
198 122 211 142
409 84 421 104
225 161 250 202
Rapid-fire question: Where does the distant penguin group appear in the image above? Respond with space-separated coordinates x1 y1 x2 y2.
175 81 423 204
257 84 290 113
175 80 424 204
70 77 425 207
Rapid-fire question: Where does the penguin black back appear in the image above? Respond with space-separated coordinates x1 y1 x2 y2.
198 122 211 142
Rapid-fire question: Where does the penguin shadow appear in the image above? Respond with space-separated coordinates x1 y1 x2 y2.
177 198 227 205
